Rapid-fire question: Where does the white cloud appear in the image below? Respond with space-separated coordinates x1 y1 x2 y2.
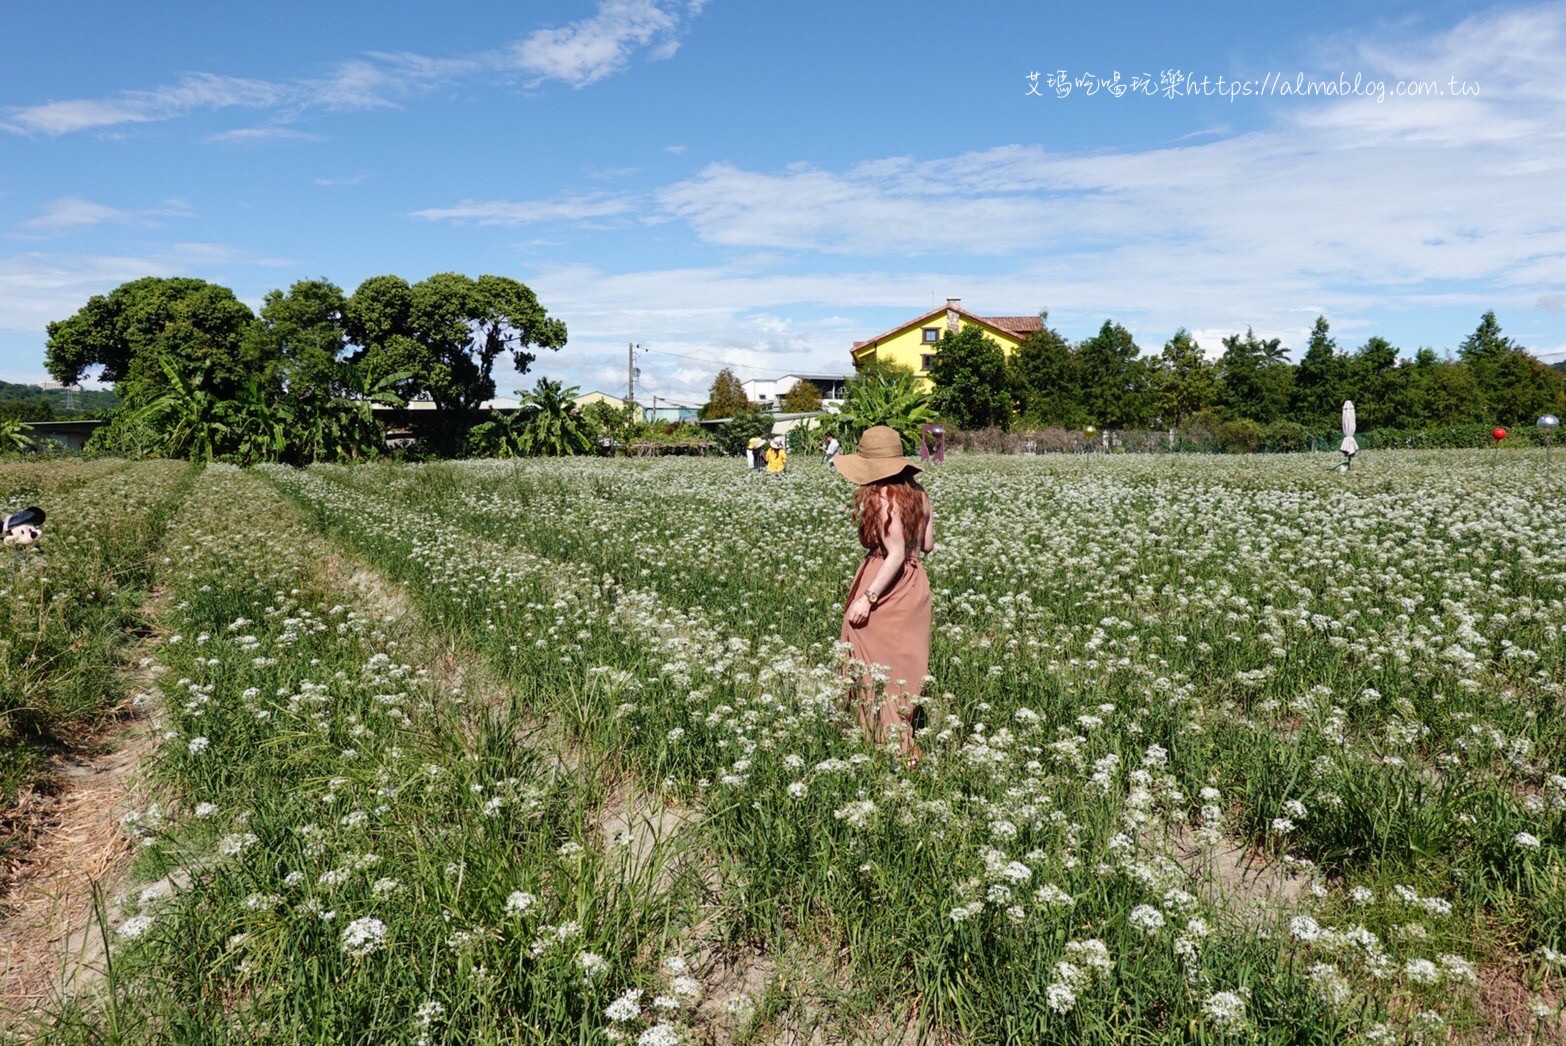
206 126 327 144
14 196 195 236
562 3 1563 363
314 172 374 187
17 198 134 233
0 252 178 334
2 73 288 136
2 1 706 136
509 0 680 88
410 194 638 226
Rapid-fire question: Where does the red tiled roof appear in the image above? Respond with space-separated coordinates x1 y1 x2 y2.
981 316 1043 334
849 306 1039 357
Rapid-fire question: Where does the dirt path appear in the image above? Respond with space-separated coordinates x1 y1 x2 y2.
0 650 163 1029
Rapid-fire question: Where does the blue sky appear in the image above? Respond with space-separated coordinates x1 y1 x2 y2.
2 0 1563 406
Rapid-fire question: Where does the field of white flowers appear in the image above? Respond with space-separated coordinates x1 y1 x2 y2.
4 450 1564 1043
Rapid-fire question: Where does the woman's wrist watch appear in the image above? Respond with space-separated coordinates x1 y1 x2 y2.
864 590 880 606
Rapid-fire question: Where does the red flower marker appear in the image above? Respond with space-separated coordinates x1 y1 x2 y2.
1492 427 1507 441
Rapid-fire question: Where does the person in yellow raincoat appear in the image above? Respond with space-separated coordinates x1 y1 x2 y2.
764 436 788 474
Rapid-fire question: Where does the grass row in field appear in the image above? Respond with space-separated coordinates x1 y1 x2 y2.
290 455 1566 1040
0 459 130 511
316 457 1566 931
0 460 190 806
48 466 706 1045
257 461 1497 1042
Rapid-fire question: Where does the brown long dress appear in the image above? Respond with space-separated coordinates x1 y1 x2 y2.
839 497 932 754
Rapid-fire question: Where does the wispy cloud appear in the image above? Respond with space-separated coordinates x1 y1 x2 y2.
206 126 327 144
510 0 681 87
2 0 708 137
314 172 374 187
504 5 1566 395
17 198 134 233
15 196 194 235
409 193 639 226
3 73 289 136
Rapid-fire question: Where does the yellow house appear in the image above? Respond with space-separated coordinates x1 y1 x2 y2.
849 298 1042 389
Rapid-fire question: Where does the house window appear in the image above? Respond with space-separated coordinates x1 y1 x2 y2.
920 353 935 373
921 327 940 344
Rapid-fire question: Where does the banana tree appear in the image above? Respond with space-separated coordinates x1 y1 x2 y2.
828 372 937 451
511 378 594 456
133 356 234 461
317 363 410 462
0 417 36 453
230 373 294 464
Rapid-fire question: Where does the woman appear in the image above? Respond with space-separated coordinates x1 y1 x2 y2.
832 425 933 762
765 436 788 474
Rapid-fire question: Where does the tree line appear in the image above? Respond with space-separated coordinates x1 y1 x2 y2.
920 311 1564 448
44 274 568 461
693 310 1565 457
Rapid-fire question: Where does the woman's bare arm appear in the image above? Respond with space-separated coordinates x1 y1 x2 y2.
921 493 934 553
846 494 906 626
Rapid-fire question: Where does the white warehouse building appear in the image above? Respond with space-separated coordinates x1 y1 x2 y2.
741 373 849 412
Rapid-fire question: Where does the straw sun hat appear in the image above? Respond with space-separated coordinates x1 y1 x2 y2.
831 425 920 486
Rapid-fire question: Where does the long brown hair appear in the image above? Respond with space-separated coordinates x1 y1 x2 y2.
853 470 926 551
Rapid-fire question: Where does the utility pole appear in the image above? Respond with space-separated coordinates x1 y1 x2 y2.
627 342 635 409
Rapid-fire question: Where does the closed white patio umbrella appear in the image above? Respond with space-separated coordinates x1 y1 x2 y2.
1340 400 1358 468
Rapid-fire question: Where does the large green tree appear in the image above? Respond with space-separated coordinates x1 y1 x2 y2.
344 273 566 413
45 276 264 409
1010 316 1082 426
928 325 1013 430
1155 328 1216 427
1346 335 1403 429
1076 320 1154 429
779 379 824 413
700 368 752 419
1456 311 1564 424
1289 316 1348 426
1392 350 1484 427
1218 327 1292 423
247 278 349 403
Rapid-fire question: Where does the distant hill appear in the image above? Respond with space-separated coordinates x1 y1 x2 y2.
0 379 117 414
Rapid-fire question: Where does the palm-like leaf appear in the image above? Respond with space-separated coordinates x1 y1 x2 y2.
509 378 594 456
132 356 233 461
0 418 36 452
831 374 937 451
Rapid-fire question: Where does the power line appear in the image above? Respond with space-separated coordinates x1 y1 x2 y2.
640 347 757 369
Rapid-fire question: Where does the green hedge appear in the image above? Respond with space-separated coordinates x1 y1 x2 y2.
1354 423 1553 450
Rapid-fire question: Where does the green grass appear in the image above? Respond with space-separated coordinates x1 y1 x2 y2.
14 450 1566 1043
0 459 189 805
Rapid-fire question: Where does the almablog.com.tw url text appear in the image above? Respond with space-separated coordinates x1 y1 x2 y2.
1025 70 1480 103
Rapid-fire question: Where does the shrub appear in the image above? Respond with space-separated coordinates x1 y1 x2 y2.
1216 418 1263 454
716 408 773 455
1261 420 1312 453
